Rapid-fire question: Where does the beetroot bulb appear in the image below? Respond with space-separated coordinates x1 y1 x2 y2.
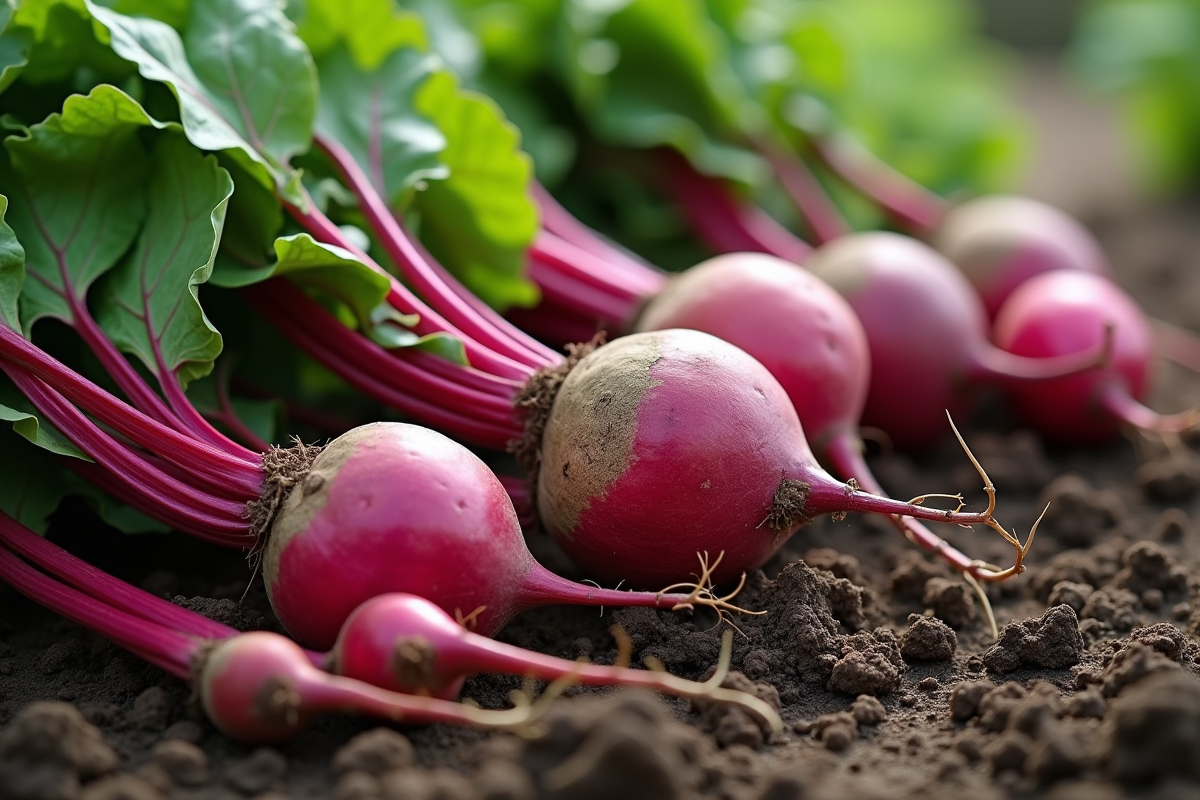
632 254 1031 608
532 327 1014 589
992 271 1200 444
935 195 1111 319
803 232 1111 452
0 518 780 739
261 422 724 649
0 530 554 745
329 593 780 731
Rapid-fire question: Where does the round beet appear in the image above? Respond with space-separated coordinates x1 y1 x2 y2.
635 253 870 451
263 423 698 649
992 271 1195 443
535 328 1004 586
807 232 1108 450
936 195 1110 319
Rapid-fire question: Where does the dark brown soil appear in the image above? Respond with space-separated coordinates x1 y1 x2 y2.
5 63 1200 800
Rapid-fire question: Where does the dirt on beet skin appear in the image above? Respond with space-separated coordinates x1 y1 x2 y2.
6 65 1200 800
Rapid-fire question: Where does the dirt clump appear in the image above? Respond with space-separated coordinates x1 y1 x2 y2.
1046 581 1093 613
900 614 957 661
827 629 905 695
1105 671 1200 784
1035 475 1125 548
1136 454 1200 501
921 578 975 628
982 605 1085 673
0 702 119 800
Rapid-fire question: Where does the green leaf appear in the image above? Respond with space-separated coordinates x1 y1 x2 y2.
86 0 316 197
2 84 156 335
0 424 74 532
14 0 130 86
295 0 426 69
92 134 234 389
557 0 766 185
366 306 469 364
412 69 538 310
0 0 30 94
211 233 390 330
94 0 189 29
0 377 88 458
0 194 25 333
314 43 448 203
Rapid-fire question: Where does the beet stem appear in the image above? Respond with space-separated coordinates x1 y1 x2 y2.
312 134 557 369
0 544 200 680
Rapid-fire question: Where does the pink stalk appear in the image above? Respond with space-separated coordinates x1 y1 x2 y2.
1100 384 1200 434
0 544 199 680
280 194 533 382
661 151 812 262
312 134 558 369
0 510 237 640
823 433 980 577
242 283 521 450
809 134 946 235
6 370 251 545
0 325 263 494
756 138 850 244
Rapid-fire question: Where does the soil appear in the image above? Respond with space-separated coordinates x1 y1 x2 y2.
5 63 1200 800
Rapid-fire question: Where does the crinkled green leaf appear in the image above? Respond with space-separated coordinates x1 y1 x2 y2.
303 3 537 310
0 195 25 333
93 134 234 388
14 0 130 86
314 44 447 203
0 402 88 458
95 0 189 29
2 85 156 335
557 0 765 185
0 0 29 93
211 233 389 330
295 0 425 69
366 311 469 365
412 69 538 310
86 0 315 198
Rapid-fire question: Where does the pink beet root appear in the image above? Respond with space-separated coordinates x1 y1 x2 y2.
635 253 870 451
935 195 1110 319
264 423 697 650
806 232 1109 451
992 271 1195 443
331 593 782 729
536 329 1005 587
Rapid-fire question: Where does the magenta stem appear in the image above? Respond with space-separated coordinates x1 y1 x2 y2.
313 134 556 370
7 369 253 543
532 233 649 304
526 255 638 323
1100 383 1200 434
0 325 263 492
756 138 850 244
802 463 999 527
822 432 976 574
0 544 200 680
968 337 1110 385
0 510 238 640
662 150 812 263
514 562 698 616
243 284 522 450
810 133 946 235
281 193 536 383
